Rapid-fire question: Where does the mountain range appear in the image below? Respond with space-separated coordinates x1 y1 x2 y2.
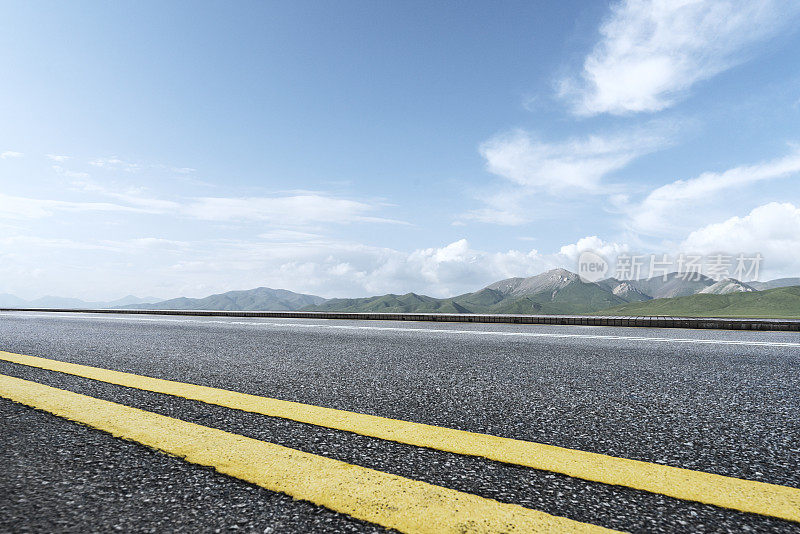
0 294 161 309
749 278 800 290
306 269 793 316
309 269 629 314
2 269 799 317
125 287 326 311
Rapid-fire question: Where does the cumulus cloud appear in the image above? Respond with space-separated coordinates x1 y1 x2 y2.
1 151 23 159
389 239 552 296
560 0 800 115
681 202 800 278
558 235 629 263
168 238 554 298
625 147 800 235
0 232 572 300
171 236 635 299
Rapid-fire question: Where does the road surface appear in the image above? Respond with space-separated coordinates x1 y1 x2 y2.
0 311 798 533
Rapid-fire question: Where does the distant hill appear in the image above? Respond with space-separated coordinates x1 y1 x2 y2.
0 294 161 309
4 270 799 317
594 286 800 318
0 293 28 307
599 272 716 299
302 269 796 315
484 268 581 297
307 293 468 313
304 268 630 314
456 269 629 313
608 281 652 302
129 287 326 311
698 278 754 294
750 278 800 291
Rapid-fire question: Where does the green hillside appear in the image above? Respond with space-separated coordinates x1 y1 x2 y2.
476 281 627 314
304 293 468 313
451 288 506 309
305 280 628 315
128 270 800 318
594 286 800 318
126 287 325 311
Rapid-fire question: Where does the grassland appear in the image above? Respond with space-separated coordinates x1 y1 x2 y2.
594 286 800 319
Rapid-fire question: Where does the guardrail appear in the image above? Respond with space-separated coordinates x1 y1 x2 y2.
1 308 799 331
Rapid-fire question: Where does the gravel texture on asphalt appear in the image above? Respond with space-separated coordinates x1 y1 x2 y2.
0 361 796 534
0 398 388 534
0 312 798 533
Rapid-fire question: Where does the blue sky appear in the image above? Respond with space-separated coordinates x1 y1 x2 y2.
2 0 800 300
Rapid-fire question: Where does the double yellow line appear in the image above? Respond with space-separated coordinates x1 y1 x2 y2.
0 350 798 532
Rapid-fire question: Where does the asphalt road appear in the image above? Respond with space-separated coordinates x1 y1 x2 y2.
0 311 798 533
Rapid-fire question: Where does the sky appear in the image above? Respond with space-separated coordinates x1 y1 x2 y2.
2 0 800 300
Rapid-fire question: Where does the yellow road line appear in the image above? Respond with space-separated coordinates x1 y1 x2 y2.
1 350 799 523
0 374 615 534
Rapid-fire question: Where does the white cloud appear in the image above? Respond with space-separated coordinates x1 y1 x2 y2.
258 229 323 241
155 236 638 299
626 147 800 234
681 202 800 278
124 237 189 250
561 0 800 116
394 239 549 295
69 179 184 212
462 188 537 226
163 238 558 298
0 235 119 251
152 164 197 174
46 154 71 162
89 156 139 172
465 126 670 225
0 182 179 218
1 151 23 159
0 232 567 300
113 192 180 212
0 193 144 219
183 195 406 225
480 129 664 192
0 185 401 227
558 235 629 263
52 165 90 179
